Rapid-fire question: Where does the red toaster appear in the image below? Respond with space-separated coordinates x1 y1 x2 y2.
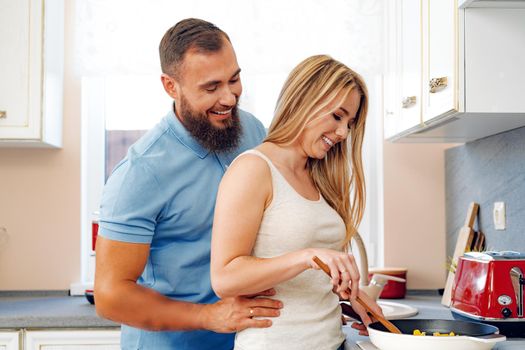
450 251 525 337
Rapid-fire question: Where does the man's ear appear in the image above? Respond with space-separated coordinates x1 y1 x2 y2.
160 73 179 99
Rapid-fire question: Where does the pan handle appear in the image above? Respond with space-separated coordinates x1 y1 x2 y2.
467 333 506 344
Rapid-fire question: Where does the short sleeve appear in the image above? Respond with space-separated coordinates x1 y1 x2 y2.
99 158 163 244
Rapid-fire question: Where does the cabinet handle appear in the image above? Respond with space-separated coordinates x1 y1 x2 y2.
385 110 394 115
401 96 416 108
0 111 6 119
429 77 448 93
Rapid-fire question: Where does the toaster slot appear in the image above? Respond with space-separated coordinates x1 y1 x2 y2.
510 267 524 317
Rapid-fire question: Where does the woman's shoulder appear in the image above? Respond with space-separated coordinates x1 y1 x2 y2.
232 143 275 168
228 148 272 177
220 147 273 205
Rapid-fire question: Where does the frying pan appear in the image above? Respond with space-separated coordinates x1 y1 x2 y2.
367 319 506 350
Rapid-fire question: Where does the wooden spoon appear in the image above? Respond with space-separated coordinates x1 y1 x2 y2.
313 256 402 334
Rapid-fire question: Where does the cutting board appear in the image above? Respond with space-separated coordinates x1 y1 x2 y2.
441 202 479 307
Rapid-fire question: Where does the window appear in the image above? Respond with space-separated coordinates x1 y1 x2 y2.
75 0 385 293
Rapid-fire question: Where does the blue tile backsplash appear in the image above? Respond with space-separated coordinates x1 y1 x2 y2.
445 126 525 258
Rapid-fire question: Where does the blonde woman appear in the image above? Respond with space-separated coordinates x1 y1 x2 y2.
211 55 382 350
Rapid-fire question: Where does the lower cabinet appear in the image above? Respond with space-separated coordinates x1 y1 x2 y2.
0 329 120 350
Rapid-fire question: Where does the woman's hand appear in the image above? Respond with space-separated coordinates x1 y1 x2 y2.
307 248 360 300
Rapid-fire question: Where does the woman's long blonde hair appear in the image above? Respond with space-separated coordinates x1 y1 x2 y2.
265 55 368 247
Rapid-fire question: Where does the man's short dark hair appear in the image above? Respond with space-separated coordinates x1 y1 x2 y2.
159 18 230 77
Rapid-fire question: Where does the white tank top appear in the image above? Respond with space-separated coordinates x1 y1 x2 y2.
234 149 346 350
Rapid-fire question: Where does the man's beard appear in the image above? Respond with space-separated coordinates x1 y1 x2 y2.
177 94 242 153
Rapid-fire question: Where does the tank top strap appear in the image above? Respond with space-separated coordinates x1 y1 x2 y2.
235 149 288 196
239 149 285 178
237 149 323 205
240 149 275 168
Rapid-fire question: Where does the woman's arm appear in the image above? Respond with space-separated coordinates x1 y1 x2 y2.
210 154 360 299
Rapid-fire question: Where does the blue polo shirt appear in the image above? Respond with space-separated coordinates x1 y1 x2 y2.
99 108 266 350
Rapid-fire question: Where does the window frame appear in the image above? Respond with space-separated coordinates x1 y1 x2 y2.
72 77 106 295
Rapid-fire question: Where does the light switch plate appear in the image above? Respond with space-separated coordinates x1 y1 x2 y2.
493 202 506 230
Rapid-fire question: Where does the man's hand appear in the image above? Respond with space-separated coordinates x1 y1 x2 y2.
200 288 283 333
343 290 384 336
350 321 368 336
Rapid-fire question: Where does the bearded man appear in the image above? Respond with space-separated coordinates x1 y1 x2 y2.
95 18 282 350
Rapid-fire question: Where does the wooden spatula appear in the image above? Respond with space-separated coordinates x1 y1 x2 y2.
313 256 402 334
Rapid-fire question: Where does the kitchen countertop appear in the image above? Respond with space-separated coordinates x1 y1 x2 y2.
1 290 524 350
0 291 117 329
343 291 525 350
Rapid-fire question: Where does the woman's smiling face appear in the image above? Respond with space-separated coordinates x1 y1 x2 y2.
297 88 361 159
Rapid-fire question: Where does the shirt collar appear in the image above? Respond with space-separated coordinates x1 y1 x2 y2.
165 108 210 159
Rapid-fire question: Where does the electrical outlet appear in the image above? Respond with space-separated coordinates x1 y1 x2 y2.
493 202 506 230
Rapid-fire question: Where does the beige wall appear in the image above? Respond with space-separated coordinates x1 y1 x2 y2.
0 1 80 290
382 141 454 289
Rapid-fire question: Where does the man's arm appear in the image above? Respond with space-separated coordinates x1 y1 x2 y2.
94 236 282 332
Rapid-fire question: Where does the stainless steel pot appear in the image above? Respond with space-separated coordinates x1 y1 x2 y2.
367 319 506 350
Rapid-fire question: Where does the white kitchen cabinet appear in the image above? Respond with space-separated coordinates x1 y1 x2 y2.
0 0 64 148
385 0 525 143
384 0 423 139
422 0 457 122
25 330 120 350
0 331 19 350
382 1 398 139
463 8 525 113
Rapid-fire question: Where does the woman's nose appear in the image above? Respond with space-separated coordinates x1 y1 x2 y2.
335 125 349 140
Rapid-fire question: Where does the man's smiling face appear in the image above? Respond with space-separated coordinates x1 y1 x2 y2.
161 36 243 151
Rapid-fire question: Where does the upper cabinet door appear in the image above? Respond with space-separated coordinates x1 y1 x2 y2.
423 0 458 122
383 1 400 139
465 8 525 113
384 0 423 139
399 0 423 131
0 0 64 148
0 0 38 137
